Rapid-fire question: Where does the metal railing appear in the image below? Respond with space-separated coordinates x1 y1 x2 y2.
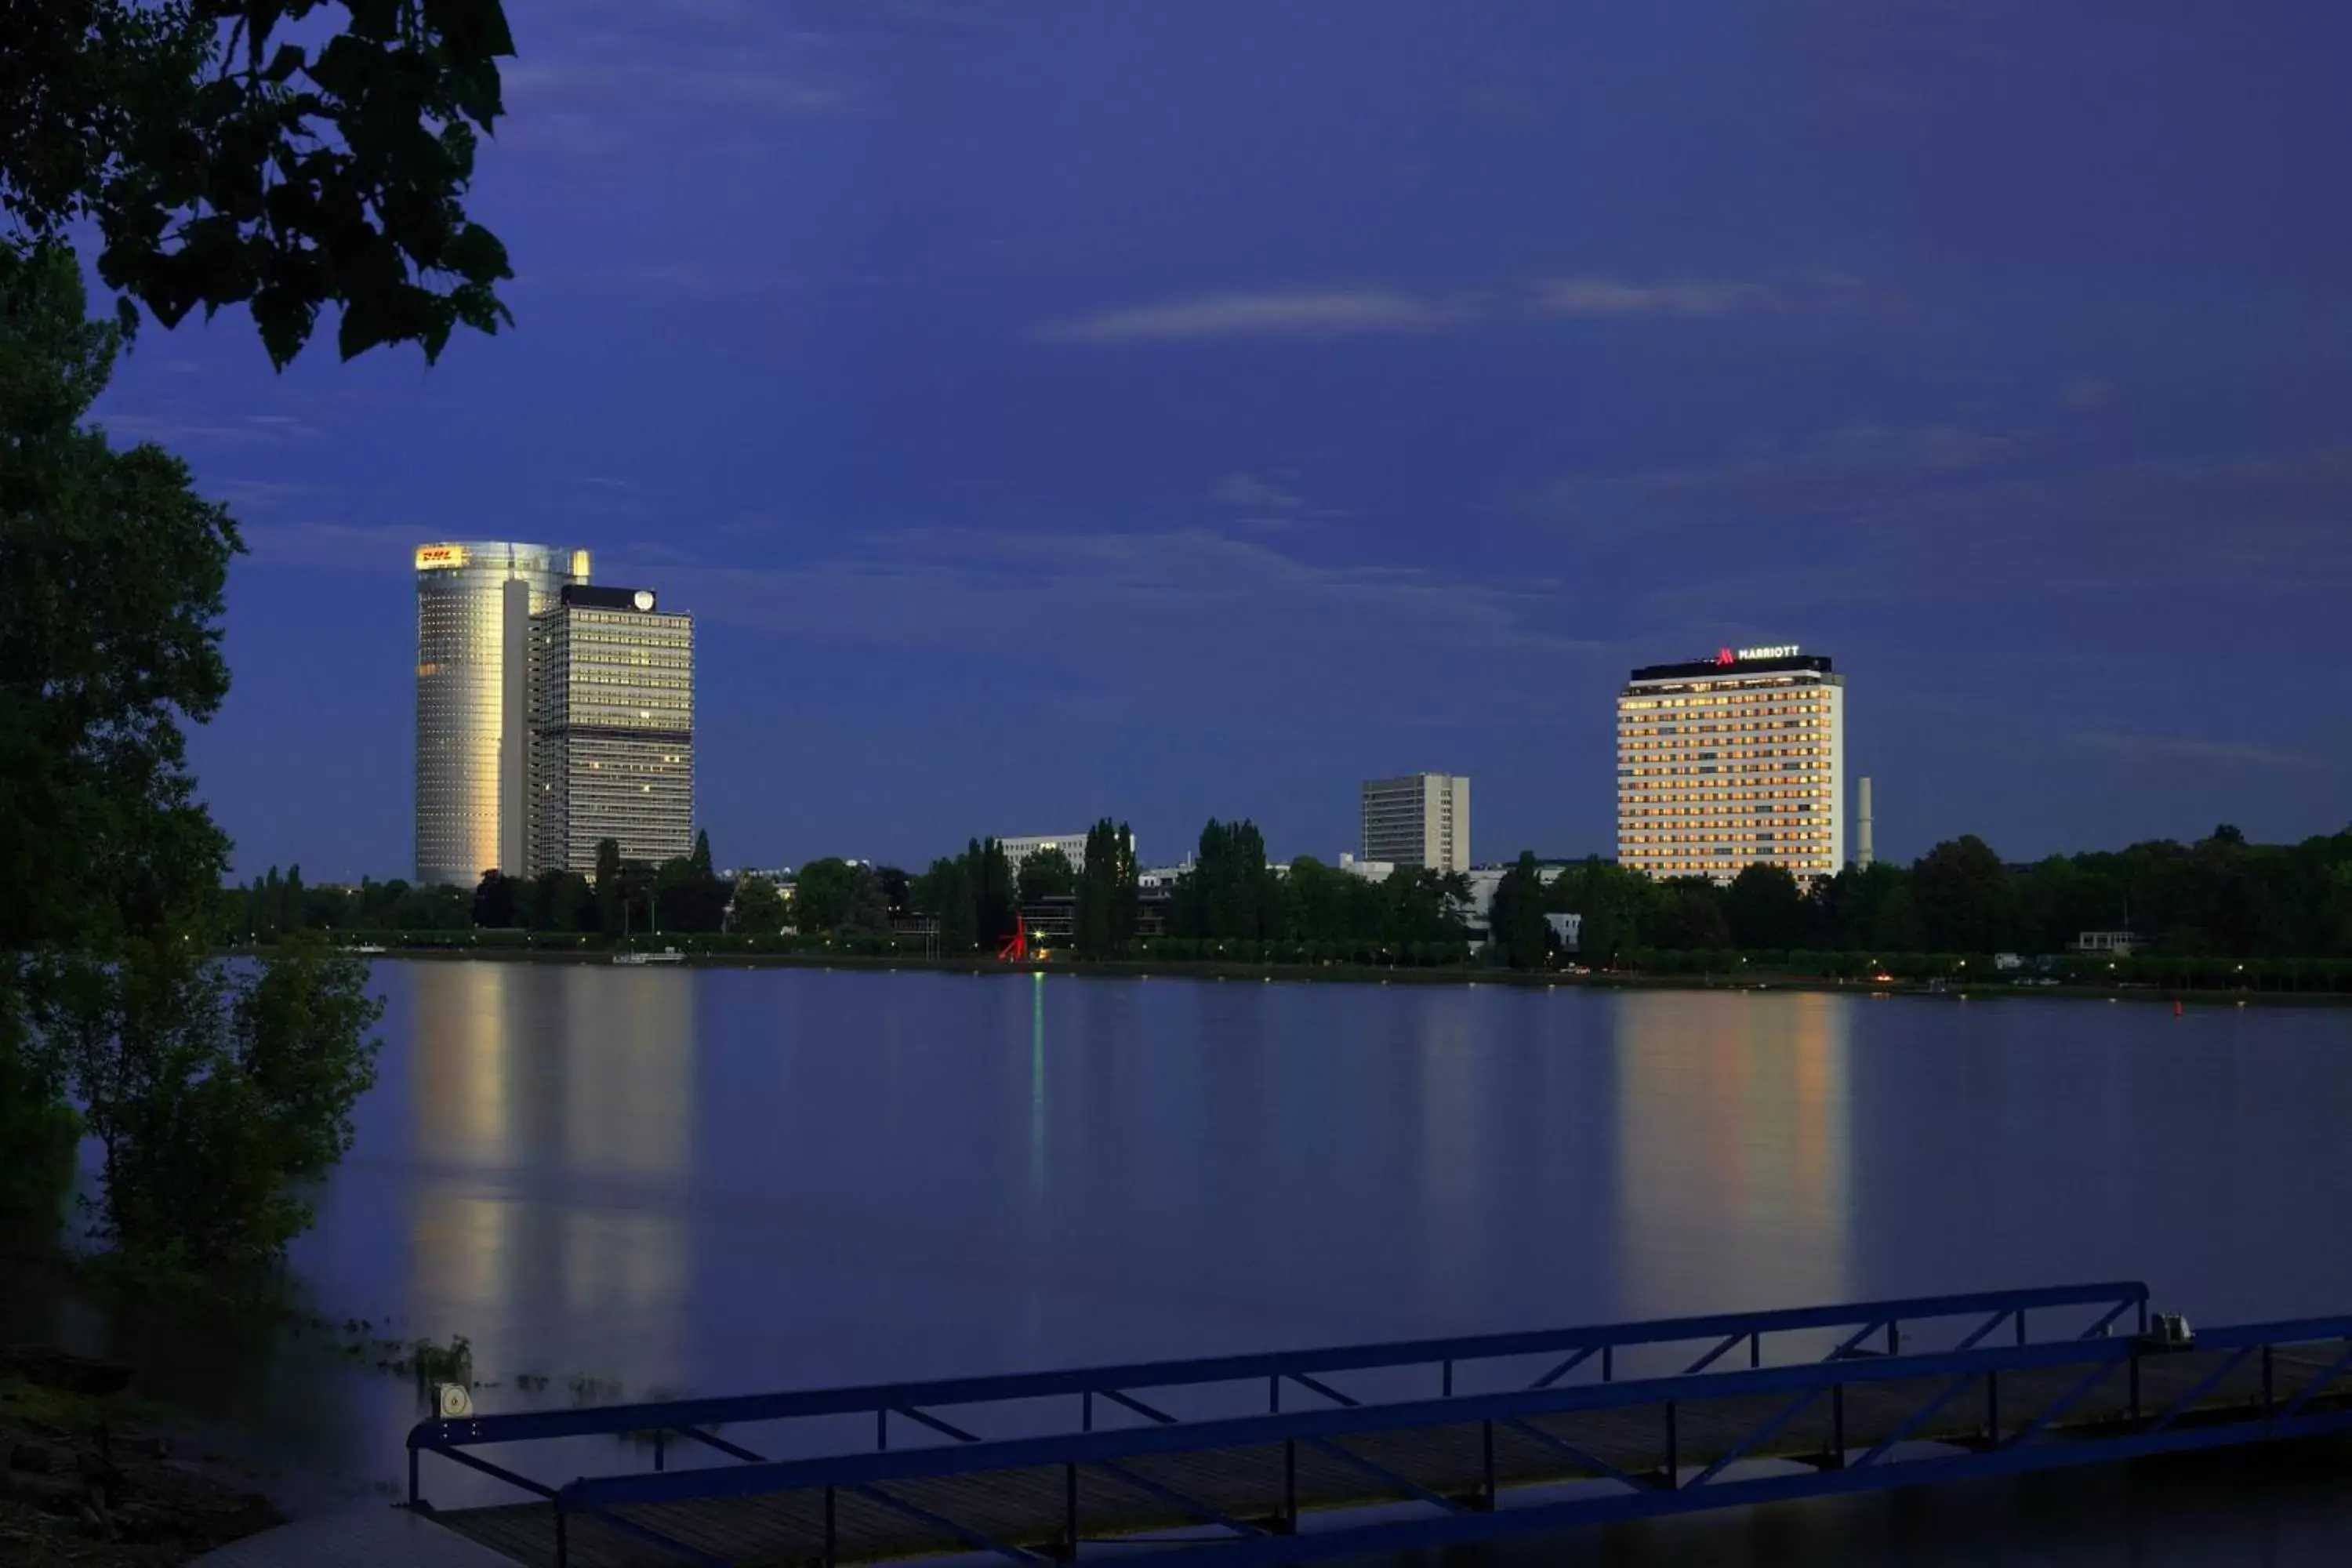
407 1283 2174 1563
408 1280 2147 1500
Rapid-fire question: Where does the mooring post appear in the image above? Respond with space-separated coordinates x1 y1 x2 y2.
1284 1439 1299 1533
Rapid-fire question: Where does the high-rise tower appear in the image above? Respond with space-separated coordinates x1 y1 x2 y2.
1615 645 1845 884
414 542 589 886
1359 774 1471 873
527 584 695 874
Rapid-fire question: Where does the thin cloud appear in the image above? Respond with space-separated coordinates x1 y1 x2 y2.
2074 732 2328 771
1536 423 2010 539
2065 378 2114 409
234 520 423 572
1208 472 1305 513
1536 276 1766 318
649 529 1585 685
1041 290 1473 343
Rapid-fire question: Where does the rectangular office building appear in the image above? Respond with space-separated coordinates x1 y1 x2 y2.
1616 646 1844 884
1360 773 1470 873
528 585 695 874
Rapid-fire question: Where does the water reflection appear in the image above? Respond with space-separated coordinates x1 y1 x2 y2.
212 964 2352 1558
405 964 695 1390
1613 990 1853 1312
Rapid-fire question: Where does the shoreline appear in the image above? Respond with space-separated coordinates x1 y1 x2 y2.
226 945 2352 1007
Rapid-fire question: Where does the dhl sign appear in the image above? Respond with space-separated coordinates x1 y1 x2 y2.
415 545 469 569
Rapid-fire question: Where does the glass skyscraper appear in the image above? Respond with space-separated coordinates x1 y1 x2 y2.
527 584 695 875
414 542 590 887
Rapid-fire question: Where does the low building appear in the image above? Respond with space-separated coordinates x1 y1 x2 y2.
1545 913 1583 953
1016 887 1172 944
2071 931 2144 956
1337 854 1396 882
1460 863 1565 929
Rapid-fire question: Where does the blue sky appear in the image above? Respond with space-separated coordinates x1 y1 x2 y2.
97 0 2352 879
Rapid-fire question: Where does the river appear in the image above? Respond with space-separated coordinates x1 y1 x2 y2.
16 962 2352 1562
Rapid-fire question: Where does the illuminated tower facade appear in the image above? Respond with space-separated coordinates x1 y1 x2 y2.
414 542 590 886
1616 646 1845 884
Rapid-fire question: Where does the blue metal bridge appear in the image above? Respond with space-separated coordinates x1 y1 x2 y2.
408 1281 2352 1566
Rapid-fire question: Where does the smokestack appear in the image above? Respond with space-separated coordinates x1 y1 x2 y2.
1857 776 1874 869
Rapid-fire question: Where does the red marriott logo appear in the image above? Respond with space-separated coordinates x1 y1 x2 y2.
1715 648 1736 666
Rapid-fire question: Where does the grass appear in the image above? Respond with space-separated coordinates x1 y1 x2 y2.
0 1374 175 1434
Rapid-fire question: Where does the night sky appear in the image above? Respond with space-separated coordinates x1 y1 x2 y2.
95 0 2352 881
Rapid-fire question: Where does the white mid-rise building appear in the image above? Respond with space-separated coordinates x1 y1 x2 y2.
1615 646 1845 884
998 830 1132 875
1359 774 1470 873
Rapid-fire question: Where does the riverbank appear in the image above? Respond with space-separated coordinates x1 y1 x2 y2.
226 944 2352 1005
0 1352 281 1565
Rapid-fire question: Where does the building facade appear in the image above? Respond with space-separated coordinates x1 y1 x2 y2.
1359 774 1471 873
997 830 1134 875
1616 646 1845 884
527 585 695 875
414 542 590 887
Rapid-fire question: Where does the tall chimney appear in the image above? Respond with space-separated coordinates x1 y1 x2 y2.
1857 775 1874 869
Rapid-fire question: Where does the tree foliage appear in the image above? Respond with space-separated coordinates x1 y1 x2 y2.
1015 846 1076 906
1488 851 1552 970
3 0 518 365
914 856 977 951
0 244 246 1231
1073 820 1138 959
1 246 238 956
1725 862 1806 950
28 936 382 1269
729 874 786 935
1539 825 2352 962
792 858 866 935
1171 819 1281 941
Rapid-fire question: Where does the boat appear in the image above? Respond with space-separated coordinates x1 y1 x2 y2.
612 948 686 966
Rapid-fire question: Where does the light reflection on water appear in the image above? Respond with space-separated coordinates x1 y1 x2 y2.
17 965 2352 1556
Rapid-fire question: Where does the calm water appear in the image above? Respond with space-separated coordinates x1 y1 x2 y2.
20 963 2352 1559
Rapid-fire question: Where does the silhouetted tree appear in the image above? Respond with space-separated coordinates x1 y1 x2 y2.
1726 862 1807 949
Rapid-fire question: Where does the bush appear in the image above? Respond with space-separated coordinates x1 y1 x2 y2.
31 937 382 1270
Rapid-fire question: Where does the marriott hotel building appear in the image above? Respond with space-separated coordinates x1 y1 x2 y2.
1616 648 1845 884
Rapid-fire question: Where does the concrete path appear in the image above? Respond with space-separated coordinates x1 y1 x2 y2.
191 1506 517 1565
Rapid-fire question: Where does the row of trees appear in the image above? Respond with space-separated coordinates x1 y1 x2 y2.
1560 826 2352 964
226 822 2352 972
230 833 740 941
1167 819 1473 953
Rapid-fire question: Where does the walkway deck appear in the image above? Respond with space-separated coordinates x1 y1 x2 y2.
405 1283 2352 1566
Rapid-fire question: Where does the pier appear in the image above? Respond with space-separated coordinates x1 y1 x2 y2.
405 1281 2352 1566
